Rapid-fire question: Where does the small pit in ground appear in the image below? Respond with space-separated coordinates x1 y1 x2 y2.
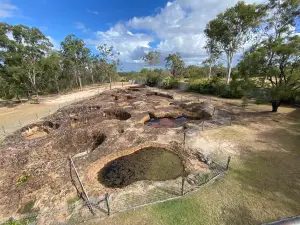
22 121 60 140
145 116 187 128
91 133 106 150
104 109 131 120
98 147 184 188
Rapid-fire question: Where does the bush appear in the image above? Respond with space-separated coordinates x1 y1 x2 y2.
188 77 245 99
145 71 163 87
162 76 179 89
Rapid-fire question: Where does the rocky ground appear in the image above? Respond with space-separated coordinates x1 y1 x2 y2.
0 86 231 224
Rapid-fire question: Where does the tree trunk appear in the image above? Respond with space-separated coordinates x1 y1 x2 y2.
91 72 94 84
226 55 233 85
78 76 82 90
55 79 60 94
271 100 281 112
209 62 213 80
109 75 112 90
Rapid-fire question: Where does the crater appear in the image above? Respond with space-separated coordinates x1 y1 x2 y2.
98 147 184 188
104 108 131 120
22 121 60 140
92 133 106 151
145 117 187 128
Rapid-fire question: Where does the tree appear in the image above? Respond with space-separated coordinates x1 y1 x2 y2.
205 1 264 84
141 51 161 69
60 34 91 89
238 0 300 112
204 38 221 79
97 44 120 90
0 23 53 102
165 53 185 76
39 51 62 93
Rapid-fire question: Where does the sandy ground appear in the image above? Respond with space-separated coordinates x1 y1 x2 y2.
0 83 132 140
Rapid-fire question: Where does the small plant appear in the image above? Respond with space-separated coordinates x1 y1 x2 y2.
195 173 210 184
2 216 36 225
67 196 79 205
16 174 29 185
18 200 35 214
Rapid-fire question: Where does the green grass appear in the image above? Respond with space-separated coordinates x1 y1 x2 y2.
1 216 36 225
67 196 79 205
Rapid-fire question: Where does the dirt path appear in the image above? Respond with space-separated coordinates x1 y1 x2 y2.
0 83 132 140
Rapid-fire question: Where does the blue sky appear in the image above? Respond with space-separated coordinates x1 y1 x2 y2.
1 0 299 71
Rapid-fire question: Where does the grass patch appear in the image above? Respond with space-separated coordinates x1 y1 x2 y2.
2 216 37 225
67 196 79 205
16 174 29 185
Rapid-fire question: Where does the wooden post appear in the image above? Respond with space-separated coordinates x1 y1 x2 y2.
105 193 110 216
213 107 216 116
183 131 186 146
181 177 185 196
69 156 95 215
181 95 183 102
230 115 232 126
202 121 204 131
226 156 231 171
1 125 5 134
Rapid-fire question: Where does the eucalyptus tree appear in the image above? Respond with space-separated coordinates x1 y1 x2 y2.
141 51 161 69
97 44 120 89
204 38 221 79
60 34 91 89
238 0 300 112
205 1 264 84
165 53 185 76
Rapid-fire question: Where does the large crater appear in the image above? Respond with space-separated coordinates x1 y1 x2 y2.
98 147 184 188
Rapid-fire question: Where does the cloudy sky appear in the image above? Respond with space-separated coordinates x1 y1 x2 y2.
0 0 283 71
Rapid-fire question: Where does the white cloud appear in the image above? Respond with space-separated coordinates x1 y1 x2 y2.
86 23 153 63
74 22 89 33
0 0 18 18
87 0 265 70
46 36 60 50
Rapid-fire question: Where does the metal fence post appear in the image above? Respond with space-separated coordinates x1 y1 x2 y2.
226 156 231 171
181 177 185 196
105 193 110 216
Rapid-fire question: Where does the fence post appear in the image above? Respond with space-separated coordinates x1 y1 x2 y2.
226 156 231 171
105 193 110 216
1 125 5 134
213 107 216 116
230 115 232 126
69 156 95 215
181 95 183 102
202 120 204 131
181 177 185 196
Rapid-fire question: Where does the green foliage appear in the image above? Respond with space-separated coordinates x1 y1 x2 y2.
2 216 36 225
165 53 185 76
188 77 246 98
238 0 300 112
16 174 29 185
205 1 265 84
67 196 79 205
141 51 161 68
162 76 179 89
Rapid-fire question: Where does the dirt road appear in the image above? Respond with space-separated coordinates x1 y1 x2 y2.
0 83 132 141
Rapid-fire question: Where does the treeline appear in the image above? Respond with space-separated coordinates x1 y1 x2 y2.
127 0 300 112
0 24 119 101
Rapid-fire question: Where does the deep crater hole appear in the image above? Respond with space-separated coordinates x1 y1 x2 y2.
92 133 106 150
97 147 184 188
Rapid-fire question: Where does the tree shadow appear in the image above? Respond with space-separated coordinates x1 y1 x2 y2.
223 204 261 225
232 127 300 218
0 99 29 108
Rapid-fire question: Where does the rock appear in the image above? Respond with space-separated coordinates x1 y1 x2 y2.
180 102 214 120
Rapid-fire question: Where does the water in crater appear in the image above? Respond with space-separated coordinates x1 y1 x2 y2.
145 116 187 128
98 147 184 188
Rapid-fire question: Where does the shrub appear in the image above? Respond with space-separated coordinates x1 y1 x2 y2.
162 76 179 89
